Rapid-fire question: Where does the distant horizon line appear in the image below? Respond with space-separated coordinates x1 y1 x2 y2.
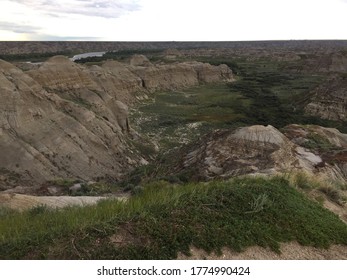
1 39 347 42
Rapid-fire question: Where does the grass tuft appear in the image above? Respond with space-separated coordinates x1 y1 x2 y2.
319 186 346 206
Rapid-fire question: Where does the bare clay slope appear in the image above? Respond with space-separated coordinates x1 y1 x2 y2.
0 56 233 186
171 125 347 182
0 58 138 185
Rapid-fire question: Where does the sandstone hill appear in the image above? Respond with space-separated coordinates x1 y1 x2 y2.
0 56 233 187
167 124 347 182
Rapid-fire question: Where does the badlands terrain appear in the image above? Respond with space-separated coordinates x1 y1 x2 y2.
0 41 347 259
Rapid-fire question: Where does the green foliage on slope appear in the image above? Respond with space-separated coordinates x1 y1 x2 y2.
1 176 346 259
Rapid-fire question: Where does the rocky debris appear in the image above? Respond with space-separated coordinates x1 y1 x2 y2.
283 124 347 180
172 125 347 181
305 75 347 121
0 56 234 185
69 183 82 194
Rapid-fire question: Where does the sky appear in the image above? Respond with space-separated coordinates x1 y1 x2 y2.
0 0 346 41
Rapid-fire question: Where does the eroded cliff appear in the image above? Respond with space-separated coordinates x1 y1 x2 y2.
0 56 234 186
168 125 347 182
305 75 347 121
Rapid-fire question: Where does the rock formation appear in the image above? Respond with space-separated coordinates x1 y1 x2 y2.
0 55 234 186
129 60 233 92
282 124 347 180
0 58 140 187
305 75 347 121
170 125 347 182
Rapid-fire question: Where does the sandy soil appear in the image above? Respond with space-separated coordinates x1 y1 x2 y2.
177 242 347 260
0 193 107 210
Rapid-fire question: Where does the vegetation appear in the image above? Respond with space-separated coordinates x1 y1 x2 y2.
319 186 346 206
302 132 338 152
0 168 22 189
131 55 347 155
48 178 78 188
1 176 347 259
0 51 73 62
47 179 119 196
2 49 347 260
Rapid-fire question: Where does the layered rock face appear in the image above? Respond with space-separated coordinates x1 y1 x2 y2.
0 58 139 186
130 61 233 92
283 124 347 180
0 56 233 186
172 125 347 181
305 75 347 121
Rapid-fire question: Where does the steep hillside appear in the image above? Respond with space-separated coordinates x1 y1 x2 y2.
305 75 347 121
0 56 233 187
148 125 347 183
0 58 139 186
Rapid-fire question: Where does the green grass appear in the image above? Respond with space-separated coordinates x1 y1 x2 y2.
0 51 74 62
1 176 346 259
302 132 338 152
198 57 347 132
131 83 248 149
48 178 78 188
131 56 347 153
139 84 246 123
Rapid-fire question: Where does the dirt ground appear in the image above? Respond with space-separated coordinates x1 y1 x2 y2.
177 242 347 260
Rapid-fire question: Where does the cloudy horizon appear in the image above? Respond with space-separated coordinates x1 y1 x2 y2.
0 0 346 41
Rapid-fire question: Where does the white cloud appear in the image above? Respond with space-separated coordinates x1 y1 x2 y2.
0 0 346 40
9 0 140 18
0 21 39 34
0 0 140 40
103 0 347 41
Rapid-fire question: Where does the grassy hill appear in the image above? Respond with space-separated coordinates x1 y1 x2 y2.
1 176 346 259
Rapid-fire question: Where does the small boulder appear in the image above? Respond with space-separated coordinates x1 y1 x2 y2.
69 183 82 194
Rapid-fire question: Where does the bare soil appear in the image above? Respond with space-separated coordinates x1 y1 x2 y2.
177 242 347 260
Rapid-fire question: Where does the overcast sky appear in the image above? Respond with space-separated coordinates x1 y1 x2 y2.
0 0 346 41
